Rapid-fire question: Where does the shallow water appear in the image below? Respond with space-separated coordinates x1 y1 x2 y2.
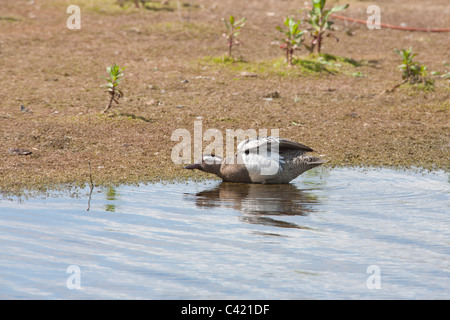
0 168 448 299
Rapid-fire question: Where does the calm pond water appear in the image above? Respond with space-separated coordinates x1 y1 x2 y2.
0 167 448 299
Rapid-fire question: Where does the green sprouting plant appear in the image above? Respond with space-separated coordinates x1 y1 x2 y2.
443 63 450 79
441 65 450 80
117 0 145 8
394 47 434 91
101 64 127 113
304 0 348 54
431 63 450 80
395 47 425 82
222 15 247 57
276 17 304 66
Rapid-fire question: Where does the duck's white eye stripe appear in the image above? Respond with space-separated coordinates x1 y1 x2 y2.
203 155 222 164
203 155 215 163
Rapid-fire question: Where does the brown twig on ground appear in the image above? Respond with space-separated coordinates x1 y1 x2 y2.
87 161 95 212
380 79 408 94
102 92 119 114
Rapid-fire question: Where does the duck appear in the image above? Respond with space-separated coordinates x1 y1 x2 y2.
184 137 324 184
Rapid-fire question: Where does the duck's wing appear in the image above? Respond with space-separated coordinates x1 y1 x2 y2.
237 137 313 153
277 138 314 152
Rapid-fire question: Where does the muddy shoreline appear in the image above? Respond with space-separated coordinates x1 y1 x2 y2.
1 0 448 192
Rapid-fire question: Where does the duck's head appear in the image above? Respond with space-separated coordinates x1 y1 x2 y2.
184 155 223 176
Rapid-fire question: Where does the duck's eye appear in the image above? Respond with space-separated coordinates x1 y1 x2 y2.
245 149 249 155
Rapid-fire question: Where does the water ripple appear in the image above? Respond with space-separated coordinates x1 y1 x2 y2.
0 168 448 299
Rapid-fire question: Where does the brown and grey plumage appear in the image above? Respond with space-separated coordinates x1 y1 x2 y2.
184 137 324 184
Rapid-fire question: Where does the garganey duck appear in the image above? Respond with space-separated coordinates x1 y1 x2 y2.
184 137 324 184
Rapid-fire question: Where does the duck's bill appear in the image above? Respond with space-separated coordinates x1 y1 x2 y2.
183 164 201 169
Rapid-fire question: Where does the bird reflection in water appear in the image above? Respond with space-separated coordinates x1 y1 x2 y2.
188 182 321 231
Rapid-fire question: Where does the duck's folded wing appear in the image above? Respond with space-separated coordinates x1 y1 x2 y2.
277 138 314 152
237 137 313 153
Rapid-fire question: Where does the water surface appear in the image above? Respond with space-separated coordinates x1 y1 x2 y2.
0 168 448 299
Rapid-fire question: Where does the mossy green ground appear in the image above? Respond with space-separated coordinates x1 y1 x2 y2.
201 53 376 77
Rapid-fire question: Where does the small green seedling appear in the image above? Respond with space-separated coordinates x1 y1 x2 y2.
395 47 425 82
102 64 127 113
222 15 247 57
437 63 450 80
276 17 304 66
117 0 144 8
304 0 348 54
443 63 450 79
431 63 450 80
394 47 433 91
